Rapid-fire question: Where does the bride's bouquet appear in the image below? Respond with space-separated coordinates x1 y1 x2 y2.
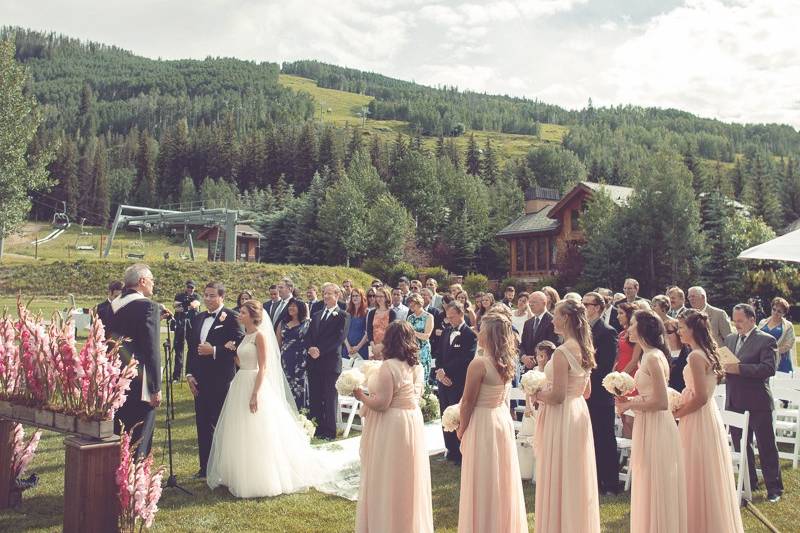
441 404 461 432
602 371 635 397
296 413 316 440
335 368 365 396
520 369 547 395
667 387 683 413
360 360 382 383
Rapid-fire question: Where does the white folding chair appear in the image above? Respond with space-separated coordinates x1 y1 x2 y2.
713 383 727 412
721 409 752 504
508 387 526 433
336 357 362 437
772 386 800 468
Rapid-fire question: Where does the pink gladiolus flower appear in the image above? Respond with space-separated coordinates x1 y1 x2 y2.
11 423 42 478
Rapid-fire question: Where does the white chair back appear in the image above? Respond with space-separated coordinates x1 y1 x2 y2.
772 385 800 468
508 387 526 402
721 409 751 504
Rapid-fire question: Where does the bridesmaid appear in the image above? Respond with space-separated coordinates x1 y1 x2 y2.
673 310 744 533
616 310 687 533
353 321 433 533
533 299 600 533
457 310 527 533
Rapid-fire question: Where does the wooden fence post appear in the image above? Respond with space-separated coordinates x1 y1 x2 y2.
0 419 14 508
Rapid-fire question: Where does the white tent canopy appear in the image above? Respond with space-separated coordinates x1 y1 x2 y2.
738 228 800 263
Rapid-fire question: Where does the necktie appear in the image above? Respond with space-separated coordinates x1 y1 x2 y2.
322 310 330 321
735 334 746 354
532 316 540 334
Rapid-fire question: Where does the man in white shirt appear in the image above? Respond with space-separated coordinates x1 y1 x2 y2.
667 286 687 318
390 288 409 321
520 291 558 369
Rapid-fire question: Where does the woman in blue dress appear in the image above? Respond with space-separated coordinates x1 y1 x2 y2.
758 297 796 373
343 288 369 359
405 293 433 382
277 300 310 410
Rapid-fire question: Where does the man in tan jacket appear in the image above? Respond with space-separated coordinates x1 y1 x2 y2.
687 286 733 345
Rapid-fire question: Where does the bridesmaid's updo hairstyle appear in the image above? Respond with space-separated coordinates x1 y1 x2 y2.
632 309 670 367
382 321 419 367
479 310 518 383
240 300 264 326
553 299 596 370
678 309 724 383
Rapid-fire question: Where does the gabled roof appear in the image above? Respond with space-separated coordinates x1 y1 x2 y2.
548 181 633 218
496 205 560 237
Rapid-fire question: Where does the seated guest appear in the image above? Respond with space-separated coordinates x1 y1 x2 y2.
759 297 796 373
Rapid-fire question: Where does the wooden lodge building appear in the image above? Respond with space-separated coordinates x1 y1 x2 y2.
496 181 634 281
196 224 264 262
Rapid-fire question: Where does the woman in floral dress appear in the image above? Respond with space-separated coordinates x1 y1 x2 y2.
277 300 311 410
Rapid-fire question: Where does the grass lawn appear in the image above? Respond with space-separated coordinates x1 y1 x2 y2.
1 379 799 532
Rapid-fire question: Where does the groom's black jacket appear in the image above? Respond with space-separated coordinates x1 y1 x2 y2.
187 306 244 387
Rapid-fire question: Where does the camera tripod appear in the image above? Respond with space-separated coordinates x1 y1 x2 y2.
162 322 191 495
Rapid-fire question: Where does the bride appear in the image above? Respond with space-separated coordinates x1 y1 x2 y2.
206 299 334 498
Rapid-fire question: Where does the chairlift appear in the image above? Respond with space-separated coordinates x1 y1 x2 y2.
74 218 95 252
126 227 145 260
52 201 70 229
179 225 195 261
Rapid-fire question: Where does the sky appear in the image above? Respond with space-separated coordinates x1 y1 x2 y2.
2 0 799 128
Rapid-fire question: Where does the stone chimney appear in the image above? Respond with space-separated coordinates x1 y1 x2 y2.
524 186 561 214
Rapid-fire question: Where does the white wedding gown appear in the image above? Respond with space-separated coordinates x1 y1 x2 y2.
206 331 345 498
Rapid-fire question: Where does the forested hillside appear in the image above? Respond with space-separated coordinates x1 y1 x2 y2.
4 27 800 296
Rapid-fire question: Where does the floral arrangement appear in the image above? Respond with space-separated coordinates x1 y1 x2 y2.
360 360 382 383
116 429 166 532
520 369 547 395
0 300 137 422
296 412 316 440
11 423 41 483
667 388 683 412
441 404 461 432
602 371 636 397
335 368 365 396
419 385 440 423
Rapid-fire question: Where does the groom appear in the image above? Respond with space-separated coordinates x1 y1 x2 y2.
306 283 349 440
186 281 244 478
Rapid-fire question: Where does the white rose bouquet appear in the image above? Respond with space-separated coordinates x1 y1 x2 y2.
335 368 365 396
520 369 547 395
296 413 316 440
441 404 461 432
361 360 383 383
667 387 683 412
602 371 636 397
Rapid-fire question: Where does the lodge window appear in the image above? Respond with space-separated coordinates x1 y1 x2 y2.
526 238 536 272
571 209 580 232
537 237 548 271
516 239 525 271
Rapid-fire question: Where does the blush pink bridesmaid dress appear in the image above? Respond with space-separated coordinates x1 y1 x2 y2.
534 344 600 533
679 351 744 532
356 359 434 533
630 350 687 533
458 355 528 533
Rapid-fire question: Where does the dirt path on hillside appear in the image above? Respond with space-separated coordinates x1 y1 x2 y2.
3 222 48 246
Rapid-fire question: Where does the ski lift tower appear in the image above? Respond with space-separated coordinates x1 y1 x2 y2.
103 204 244 262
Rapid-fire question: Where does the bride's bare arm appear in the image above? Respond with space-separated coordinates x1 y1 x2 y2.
250 332 268 413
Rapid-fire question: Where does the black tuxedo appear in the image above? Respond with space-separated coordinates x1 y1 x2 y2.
437 322 477 462
588 319 619 492
263 299 282 324
265 297 302 328
187 306 244 473
107 289 162 457
520 312 559 362
306 307 350 439
724 329 783 495
95 299 113 330
309 300 325 317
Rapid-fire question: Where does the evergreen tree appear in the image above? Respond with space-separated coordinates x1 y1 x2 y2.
782 158 800 225
683 148 705 194
369 135 390 180
391 152 445 247
156 118 190 200
317 172 368 266
699 187 740 310
742 152 783 229
77 137 96 220
730 158 746 200
178 176 197 207
364 194 413 264
92 137 110 225
134 129 157 205
481 137 499 184
390 133 408 176
444 138 462 170
345 127 363 167
294 121 319 192
318 125 340 173
435 135 445 159
579 189 625 289
703 161 733 198
78 82 97 137
477 167 524 277
466 133 480 176
51 136 80 219
525 144 586 191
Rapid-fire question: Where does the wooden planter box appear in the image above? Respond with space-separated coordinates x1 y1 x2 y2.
0 400 12 418
54 412 76 432
75 418 114 440
34 409 55 427
11 404 36 423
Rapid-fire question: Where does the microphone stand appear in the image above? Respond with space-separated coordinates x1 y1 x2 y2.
162 318 191 495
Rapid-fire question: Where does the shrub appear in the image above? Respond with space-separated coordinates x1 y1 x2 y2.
360 258 389 283
418 266 449 286
386 262 417 287
419 386 440 423
463 272 488 296
499 277 529 296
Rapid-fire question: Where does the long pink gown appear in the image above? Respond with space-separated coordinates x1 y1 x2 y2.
534 345 600 533
356 359 433 533
630 350 687 533
458 356 528 533
679 352 744 533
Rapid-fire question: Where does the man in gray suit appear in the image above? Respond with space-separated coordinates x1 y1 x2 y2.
688 286 732 345
724 303 783 503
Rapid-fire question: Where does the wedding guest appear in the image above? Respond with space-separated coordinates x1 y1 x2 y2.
533 299 600 533
96 279 123 328
652 294 688 391
667 286 686 318
500 285 516 308
343 288 369 359
354 321 433 533
724 303 783 502
421 288 443 369
365 287 377 312
475 293 495 330
687 286 732 346
262 284 280 318
541 285 560 312
511 292 532 342
535 341 555 371
457 311 527 532
171 279 201 382
366 287 396 359
409 279 423 296
615 301 642 437
406 294 433 382
456 290 477 327
436 302 477 465
370 279 384 289
390 288 409 321
277 300 311 410
398 276 411 305
673 310 744 532
520 291 558 370
759 296 796 373
425 278 444 310
449 283 463 299
270 278 300 328
306 283 350 440
594 288 614 325
109 264 163 457
233 290 253 314
341 279 354 305
583 291 620 495
306 285 324 317
609 278 647 332
615 310 687 533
